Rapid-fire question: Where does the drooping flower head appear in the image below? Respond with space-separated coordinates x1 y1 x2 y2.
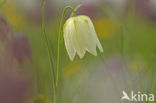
63 15 103 61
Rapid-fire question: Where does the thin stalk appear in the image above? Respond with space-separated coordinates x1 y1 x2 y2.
149 49 156 93
120 25 133 91
130 0 136 18
120 25 128 85
120 25 124 58
56 6 76 87
70 4 82 17
42 0 56 102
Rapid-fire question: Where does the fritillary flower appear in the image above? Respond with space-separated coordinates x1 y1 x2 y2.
63 15 103 61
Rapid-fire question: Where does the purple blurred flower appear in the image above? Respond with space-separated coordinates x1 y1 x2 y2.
125 0 156 20
0 15 32 64
0 15 13 42
0 69 30 103
10 34 32 64
77 5 98 18
105 56 123 72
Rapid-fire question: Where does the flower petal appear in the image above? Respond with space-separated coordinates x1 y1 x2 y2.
64 19 76 61
72 19 86 58
86 16 103 52
77 16 97 56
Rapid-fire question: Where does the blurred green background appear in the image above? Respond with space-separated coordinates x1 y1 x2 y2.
0 0 156 103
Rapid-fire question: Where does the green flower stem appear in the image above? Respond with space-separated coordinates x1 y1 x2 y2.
70 4 82 17
120 25 131 89
120 25 124 58
42 0 56 102
149 49 156 93
56 6 76 87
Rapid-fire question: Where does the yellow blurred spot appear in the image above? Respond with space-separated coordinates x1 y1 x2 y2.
30 94 51 103
63 61 80 77
129 60 147 72
0 3 25 30
94 18 116 38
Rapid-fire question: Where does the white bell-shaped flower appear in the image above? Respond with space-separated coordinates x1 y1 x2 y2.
63 15 103 61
